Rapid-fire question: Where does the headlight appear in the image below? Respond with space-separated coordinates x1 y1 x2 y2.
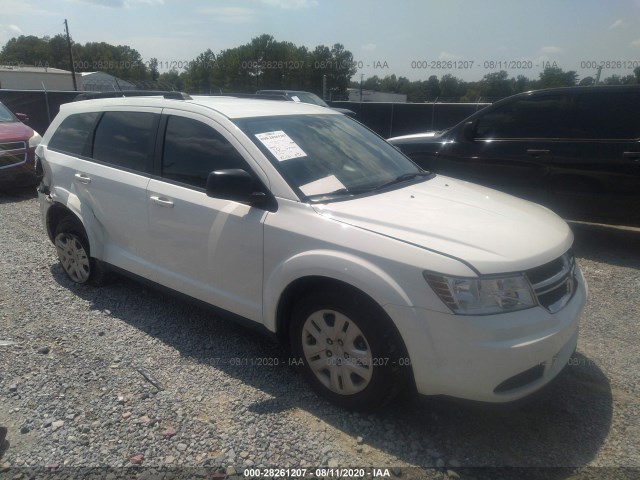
424 271 536 315
29 131 42 149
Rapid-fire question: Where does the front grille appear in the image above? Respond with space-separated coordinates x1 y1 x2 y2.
0 141 27 168
526 250 576 313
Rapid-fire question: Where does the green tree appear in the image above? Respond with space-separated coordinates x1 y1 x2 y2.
439 73 464 98
148 57 159 81
579 76 595 86
478 70 513 98
0 35 52 67
536 67 577 88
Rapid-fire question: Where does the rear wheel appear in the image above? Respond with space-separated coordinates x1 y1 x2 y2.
54 217 107 286
290 288 409 411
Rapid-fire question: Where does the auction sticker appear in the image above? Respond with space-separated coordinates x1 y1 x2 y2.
255 130 307 161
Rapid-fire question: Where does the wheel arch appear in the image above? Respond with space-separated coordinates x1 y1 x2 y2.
46 202 83 243
273 275 411 367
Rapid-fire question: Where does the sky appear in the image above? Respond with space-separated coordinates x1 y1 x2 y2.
1 0 640 83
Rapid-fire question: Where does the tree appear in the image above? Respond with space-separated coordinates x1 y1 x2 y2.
148 58 159 81
439 74 464 98
536 67 577 88
478 70 512 99
0 35 53 67
424 75 440 99
579 76 595 86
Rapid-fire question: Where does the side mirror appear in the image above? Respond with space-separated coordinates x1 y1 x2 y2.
462 121 475 141
206 169 268 206
15 112 29 123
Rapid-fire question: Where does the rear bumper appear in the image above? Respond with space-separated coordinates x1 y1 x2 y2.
386 266 587 402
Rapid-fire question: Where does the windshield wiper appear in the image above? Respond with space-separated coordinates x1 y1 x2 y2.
306 171 432 201
371 171 432 191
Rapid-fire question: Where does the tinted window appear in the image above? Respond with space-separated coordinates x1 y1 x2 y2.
475 95 570 139
48 112 99 156
571 91 640 139
92 111 156 172
162 116 248 188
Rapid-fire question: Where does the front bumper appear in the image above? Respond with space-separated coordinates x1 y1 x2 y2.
0 156 39 187
385 266 587 402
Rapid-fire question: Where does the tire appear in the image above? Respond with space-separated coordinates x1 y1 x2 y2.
54 217 107 286
290 288 409 411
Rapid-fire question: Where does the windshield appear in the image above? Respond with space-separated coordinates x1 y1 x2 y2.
0 103 17 123
234 114 426 202
289 92 328 107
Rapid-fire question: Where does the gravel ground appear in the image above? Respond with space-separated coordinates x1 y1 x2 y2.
1 187 639 480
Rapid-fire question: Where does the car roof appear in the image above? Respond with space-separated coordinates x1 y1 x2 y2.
60 95 337 119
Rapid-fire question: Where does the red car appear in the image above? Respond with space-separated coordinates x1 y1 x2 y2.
0 101 42 188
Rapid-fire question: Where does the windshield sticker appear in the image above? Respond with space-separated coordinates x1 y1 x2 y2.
290 95 301 102
255 130 307 162
299 175 345 197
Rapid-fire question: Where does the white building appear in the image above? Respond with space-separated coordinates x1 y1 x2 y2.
0 65 81 91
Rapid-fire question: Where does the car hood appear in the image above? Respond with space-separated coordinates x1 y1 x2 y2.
0 121 33 142
312 175 573 275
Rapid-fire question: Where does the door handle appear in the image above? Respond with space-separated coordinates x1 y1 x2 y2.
150 195 174 207
622 152 640 162
74 173 91 184
526 149 551 157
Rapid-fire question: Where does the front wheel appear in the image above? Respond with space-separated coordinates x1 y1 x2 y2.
290 289 409 411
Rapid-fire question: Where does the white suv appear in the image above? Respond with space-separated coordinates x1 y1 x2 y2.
36 93 587 410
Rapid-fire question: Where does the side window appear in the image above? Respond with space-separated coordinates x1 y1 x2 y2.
572 91 640 140
162 115 248 189
48 112 99 156
475 95 570 139
92 111 156 173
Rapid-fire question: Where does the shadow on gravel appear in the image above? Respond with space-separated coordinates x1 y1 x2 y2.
570 221 640 270
49 261 613 476
0 186 38 205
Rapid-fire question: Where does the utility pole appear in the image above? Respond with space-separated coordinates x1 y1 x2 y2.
359 73 364 103
64 19 78 91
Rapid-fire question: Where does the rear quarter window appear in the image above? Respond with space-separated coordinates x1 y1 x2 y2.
48 112 100 156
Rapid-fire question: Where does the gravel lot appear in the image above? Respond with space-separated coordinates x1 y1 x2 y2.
1 187 639 480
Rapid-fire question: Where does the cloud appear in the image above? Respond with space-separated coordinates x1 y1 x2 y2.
72 0 164 7
608 19 625 29
1 24 23 34
197 7 258 24
539 46 563 54
0 0 53 16
0 23 23 48
631 38 640 48
257 0 318 8
361 43 376 51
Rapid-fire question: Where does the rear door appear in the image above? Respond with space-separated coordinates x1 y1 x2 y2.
546 89 640 225
145 111 267 322
45 109 160 278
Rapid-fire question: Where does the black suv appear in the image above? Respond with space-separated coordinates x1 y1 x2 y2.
388 86 640 227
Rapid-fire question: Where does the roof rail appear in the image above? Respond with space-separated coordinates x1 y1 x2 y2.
217 93 290 101
73 90 192 101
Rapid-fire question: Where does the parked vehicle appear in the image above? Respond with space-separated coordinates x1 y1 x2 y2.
256 89 356 117
36 93 586 410
0 101 42 188
388 86 640 226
